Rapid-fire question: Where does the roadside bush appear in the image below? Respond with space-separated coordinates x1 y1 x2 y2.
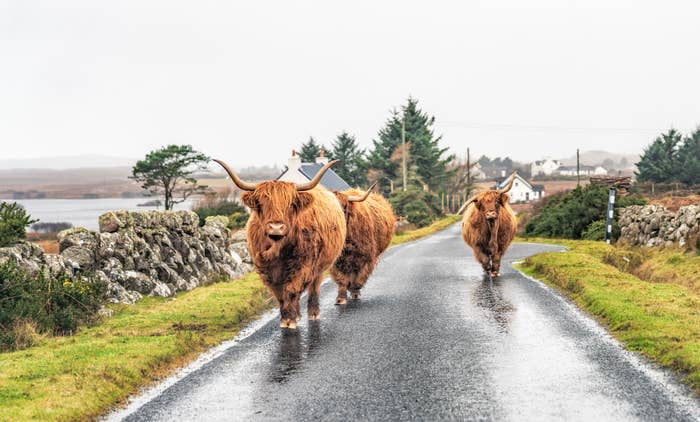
194 201 249 229
0 202 38 247
523 185 645 240
581 219 621 241
389 189 443 228
0 262 106 351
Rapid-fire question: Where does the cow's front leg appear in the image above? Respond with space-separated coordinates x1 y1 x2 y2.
331 268 349 305
473 248 492 274
307 274 324 320
280 287 302 329
491 253 503 277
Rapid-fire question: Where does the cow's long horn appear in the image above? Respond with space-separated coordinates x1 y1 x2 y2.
347 181 378 202
296 159 340 191
456 197 476 215
213 159 259 191
497 172 517 194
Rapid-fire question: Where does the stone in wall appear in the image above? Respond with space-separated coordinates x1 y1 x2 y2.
619 204 700 247
0 210 253 305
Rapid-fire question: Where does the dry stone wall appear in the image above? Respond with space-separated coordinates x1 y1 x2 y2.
0 210 252 304
618 204 700 247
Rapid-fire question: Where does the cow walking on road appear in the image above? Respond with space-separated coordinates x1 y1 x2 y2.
214 159 346 329
332 183 396 304
459 173 518 277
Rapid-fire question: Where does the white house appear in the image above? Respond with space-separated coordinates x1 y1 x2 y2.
495 173 545 203
531 158 562 176
557 165 608 177
277 149 351 191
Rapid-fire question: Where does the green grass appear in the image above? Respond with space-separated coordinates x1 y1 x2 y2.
0 216 460 421
0 273 271 421
391 214 462 246
516 239 700 394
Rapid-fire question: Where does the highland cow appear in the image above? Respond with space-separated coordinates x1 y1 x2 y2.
332 182 396 304
459 173 518 277
214 159 346 329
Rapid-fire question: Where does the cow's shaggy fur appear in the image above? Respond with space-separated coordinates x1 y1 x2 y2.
242 181 346 328
331 189 396 304
461 190 517 277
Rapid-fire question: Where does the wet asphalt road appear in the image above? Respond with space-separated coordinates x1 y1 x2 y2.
116 224 700 421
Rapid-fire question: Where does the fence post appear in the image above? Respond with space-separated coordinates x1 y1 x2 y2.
605 187 617 244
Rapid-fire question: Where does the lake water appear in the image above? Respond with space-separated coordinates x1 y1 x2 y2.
11 198 194 231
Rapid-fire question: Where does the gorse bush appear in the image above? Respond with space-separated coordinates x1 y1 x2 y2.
0 202 38 247
523 185 645 240
0 262 106 351
389 188 443 227
194 201 249 229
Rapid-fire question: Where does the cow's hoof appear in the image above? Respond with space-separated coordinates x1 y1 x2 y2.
287 320 297 330
350 292 361 300
280 319 289 328
491 271 500 277
335 297 347 305
308 314 321 321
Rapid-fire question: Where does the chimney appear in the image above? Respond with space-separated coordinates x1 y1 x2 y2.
316 148 329 165
288 149 301 173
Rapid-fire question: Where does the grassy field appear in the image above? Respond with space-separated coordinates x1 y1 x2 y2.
516 238 700 393
0 215 459 421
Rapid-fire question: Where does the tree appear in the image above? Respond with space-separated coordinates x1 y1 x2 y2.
299 137 330 162
131 145 210 210
678 127 700 185
331 131 367 187
367 97 455 191
635 129 682 183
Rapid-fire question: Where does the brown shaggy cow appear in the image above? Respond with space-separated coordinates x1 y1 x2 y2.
331 183 396 304
214 159 346 329
459 173 518 277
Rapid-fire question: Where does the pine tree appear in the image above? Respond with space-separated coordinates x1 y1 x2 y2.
331 132 367 187
299 137 323 162
635 129 682 183
367 97 455 191
678 127 700 185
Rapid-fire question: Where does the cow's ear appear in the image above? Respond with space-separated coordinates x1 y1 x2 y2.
499 193 510 204
333 192 349 211
294 192 314 211
241 192 257 209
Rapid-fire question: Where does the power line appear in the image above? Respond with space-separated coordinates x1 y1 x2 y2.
437 121 660 134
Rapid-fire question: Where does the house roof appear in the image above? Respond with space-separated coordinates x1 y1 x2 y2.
495 173 545 193
277 163 351 191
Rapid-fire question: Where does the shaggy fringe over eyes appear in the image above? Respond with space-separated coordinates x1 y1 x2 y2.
251 182 299 213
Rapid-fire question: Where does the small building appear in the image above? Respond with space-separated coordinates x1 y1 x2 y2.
557 165 608 177
531 158 562 177
494 173 545 203
277 150 350 191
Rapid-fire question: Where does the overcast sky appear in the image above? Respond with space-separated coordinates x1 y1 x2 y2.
1 0 699 168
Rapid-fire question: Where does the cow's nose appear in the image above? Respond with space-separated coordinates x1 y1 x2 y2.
267 222 287 236
486 212 497 220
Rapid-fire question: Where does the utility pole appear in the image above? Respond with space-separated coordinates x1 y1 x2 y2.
402 115 407 192
466 148 471 188
576 148 581 186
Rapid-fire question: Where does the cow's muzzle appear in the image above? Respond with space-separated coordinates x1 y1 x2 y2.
485 211 497 221
267 222 288 241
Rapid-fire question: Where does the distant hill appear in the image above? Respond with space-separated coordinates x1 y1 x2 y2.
559 150 639 169
0 155 137 170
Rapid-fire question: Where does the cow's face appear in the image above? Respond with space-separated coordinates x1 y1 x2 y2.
241 181 314 242
473 191 509 222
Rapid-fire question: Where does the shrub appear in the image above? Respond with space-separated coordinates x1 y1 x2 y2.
389 189 443 228
227 211 249 229
0 202 38 247
523 185 645 240
194 201 249 227
0 262 106 351
581 219 622 241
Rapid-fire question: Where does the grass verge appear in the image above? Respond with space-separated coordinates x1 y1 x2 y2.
391 214 462 246
516 239 700 394
0 273 271 421
2 215 460 421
